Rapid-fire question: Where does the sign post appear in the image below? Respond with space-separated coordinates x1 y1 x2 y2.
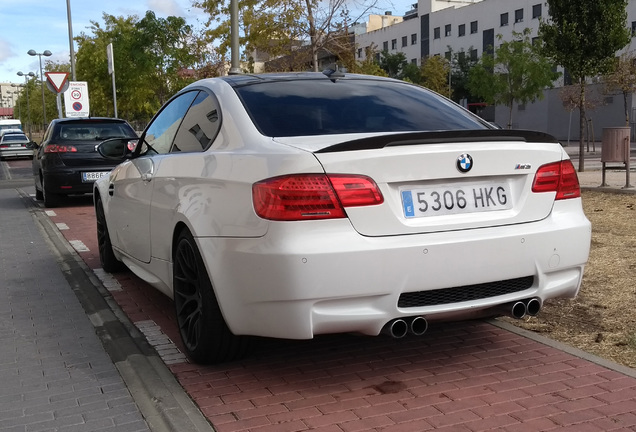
107 43 118 118
63 82 90 118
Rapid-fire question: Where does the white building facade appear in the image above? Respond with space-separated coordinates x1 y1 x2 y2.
355 0 636 141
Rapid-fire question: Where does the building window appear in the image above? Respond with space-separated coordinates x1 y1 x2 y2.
383 41 388 51
632 21 636 35
444 51 451 60
501 12 509 26
532 37 540 46
458 24 466 37
470 48 478 60
391 39 397 50
411 33 417 44
445 24 451 37
515 8 524 23
434 27 441 39
470 21 478 34
402 36 408 47
357 48 362 58
458 51 466 62
411 58 417 64
532 4 542 19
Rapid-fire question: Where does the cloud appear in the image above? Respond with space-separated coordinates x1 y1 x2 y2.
147 0 186 17
0 39 16 63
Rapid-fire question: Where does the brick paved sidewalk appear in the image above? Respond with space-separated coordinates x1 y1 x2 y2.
46 194 636 432
0 188 150 432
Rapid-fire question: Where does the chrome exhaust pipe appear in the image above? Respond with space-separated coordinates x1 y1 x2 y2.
526 297 542 316
382 319 409 338
510 301 527 319
409 316 428 336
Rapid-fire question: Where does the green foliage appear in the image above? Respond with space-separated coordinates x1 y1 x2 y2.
540 0 631 82
75 12 199 124
468 29 559 128
450 48 478 103
420 55 450 96
349 46 387 77
540 0 630 170
378 51 408 79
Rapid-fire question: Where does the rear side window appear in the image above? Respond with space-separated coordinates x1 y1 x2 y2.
234 78 488 137
56 122 135 141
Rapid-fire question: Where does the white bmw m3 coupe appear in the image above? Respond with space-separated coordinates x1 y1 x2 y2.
94 72 591 364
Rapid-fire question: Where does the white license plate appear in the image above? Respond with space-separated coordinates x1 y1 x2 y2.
82 171 108 182
401 182 513 218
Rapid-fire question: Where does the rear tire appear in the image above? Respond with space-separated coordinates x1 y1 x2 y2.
96 197 127 273
173 229 250 364
42 177 62 208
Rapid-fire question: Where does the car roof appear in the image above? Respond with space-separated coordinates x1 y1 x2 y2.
49 117 132 126
217 72 398 88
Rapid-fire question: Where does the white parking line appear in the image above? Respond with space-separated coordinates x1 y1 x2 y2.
93 268 122 292
69 239 89 252
135 320 187 365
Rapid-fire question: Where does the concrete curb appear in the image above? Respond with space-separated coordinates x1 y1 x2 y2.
488 319 636 379
18 189 215 432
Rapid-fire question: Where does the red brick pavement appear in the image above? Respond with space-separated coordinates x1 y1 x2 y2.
46 199 636 432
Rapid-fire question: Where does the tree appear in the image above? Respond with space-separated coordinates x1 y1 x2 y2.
450 48 478 103
468 29 559 129
378 51 408 79
420 55 450 96
540 0 631 171
603 52 636 126
75 12 199 124
194 0 376 72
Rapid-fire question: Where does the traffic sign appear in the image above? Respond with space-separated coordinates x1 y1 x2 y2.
63 82 90 118
45 72 70 93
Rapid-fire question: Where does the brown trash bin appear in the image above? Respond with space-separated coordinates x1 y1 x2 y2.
601 127 630 163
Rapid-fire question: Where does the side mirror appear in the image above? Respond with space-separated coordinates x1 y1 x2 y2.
97 137 139 160
26 141 38 149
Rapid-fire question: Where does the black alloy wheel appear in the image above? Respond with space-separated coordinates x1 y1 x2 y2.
173 229 249 364
96 197 127 273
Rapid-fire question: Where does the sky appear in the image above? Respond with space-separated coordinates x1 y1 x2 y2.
0 0 413 85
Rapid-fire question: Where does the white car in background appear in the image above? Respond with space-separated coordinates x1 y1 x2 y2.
94 72 591 364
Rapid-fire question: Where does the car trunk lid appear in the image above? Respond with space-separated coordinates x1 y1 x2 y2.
275 130 569 237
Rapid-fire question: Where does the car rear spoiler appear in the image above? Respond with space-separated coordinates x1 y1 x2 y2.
315 129 560 153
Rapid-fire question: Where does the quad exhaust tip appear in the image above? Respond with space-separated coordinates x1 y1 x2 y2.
382 316 428 338
509 297 542 319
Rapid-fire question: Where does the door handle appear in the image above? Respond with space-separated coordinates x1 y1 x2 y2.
108 184 114 196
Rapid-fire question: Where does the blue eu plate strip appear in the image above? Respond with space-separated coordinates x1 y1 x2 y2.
401 190 414 218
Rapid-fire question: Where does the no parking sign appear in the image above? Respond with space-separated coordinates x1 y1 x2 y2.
63 82 90 118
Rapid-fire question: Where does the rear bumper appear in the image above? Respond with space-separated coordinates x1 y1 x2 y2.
197 199 591 339
0 149 32 159
43 169 110 195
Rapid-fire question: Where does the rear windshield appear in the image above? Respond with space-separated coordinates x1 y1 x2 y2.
2 134 28 142
55 122 135 141
234 78 489 137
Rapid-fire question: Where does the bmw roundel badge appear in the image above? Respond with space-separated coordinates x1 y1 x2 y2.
456 153 473 173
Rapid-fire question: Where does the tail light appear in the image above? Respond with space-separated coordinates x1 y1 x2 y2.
45 144 78 153
253 174 384 221
532 160 581 200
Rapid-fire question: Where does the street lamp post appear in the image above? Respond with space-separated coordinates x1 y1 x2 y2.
17 71 35 140
28 49 52 131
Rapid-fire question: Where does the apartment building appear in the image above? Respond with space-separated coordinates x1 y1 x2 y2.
355 0 636 140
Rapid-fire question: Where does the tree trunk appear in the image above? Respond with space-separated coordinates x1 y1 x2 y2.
624 91 629 126
305 0 319 72
578 77 586 173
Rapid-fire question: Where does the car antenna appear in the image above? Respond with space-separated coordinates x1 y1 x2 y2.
322 64 345 82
